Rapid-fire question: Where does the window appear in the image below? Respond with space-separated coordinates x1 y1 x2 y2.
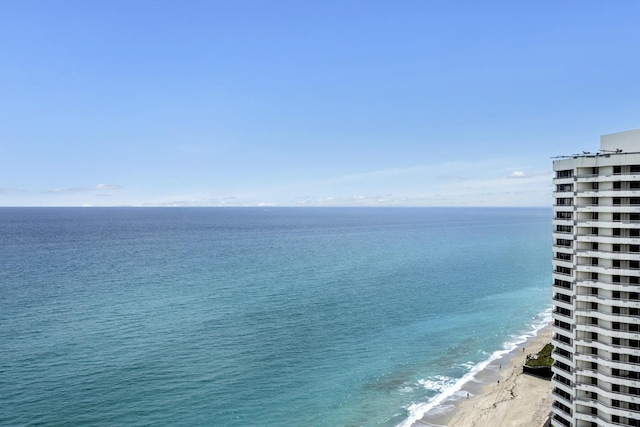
614 166 622 174
613 322 621 330
557 169 573 178
613 244 621 252
591 242 599 250
614 181 622 190
613 212 621 221
554 279 572 289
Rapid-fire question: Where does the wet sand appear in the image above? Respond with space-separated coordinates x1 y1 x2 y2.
445 325 553 427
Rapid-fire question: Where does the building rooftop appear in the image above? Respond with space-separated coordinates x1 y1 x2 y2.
552 128 640 159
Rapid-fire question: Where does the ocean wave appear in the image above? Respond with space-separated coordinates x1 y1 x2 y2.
397 307 552 427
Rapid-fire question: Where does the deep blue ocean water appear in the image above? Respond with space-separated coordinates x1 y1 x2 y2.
0 207 552 426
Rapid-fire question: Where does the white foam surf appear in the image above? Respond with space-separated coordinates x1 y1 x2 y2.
397 307 552 427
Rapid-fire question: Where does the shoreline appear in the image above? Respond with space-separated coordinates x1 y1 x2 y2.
403 321 553 427
424 324 553 427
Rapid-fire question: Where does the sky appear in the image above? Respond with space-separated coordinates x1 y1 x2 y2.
1 1 639 207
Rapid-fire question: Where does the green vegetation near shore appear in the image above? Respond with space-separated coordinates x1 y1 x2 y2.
524 343 554 367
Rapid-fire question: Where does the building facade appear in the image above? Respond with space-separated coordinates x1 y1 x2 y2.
551 129 640 427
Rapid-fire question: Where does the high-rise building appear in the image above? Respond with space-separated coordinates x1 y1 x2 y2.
551 129 640 427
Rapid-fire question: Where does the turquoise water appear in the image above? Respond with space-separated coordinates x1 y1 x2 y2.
0 207 552 426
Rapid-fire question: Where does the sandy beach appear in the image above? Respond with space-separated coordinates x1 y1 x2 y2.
445 325 553 427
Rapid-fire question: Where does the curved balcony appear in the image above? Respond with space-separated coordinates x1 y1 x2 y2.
553 258 575 269
554 177 575 185
574 338 618 354
552 388 573 408
553 220 575 229
576 234 640 245
552 272 575 283
574 323 640 341
575 279 640 293
573 412 606 426
553 232 575 242
575 264 608 275
574 310 640 326
579 190 640 198
575 294 606 305
576 218 640 227
609 266 640 277
553 337 574 354
552 369 574 386
553 244 575 252
575 341 640 359
573 395 640 420
578 205 640 214
575 367 640 390
552 349 573 367
553 300 574 313
575 382 640 411
576 250 640 261
553 280 573 291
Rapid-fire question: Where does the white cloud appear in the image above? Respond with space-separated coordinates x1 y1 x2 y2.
46 183 123 194
46 187 90 194
280 160 554 207
96 183 122 190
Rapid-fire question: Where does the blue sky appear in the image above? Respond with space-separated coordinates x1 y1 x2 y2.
2 1 639 207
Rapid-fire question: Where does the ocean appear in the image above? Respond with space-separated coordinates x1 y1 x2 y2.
0 207 552 426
